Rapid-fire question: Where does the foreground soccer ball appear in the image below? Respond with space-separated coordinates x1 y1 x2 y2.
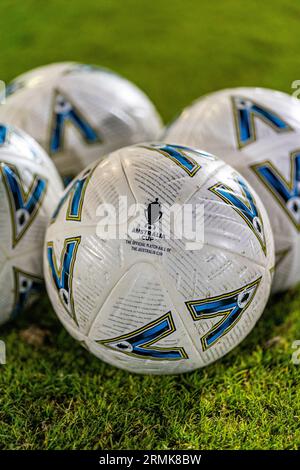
0 62 163 182
44 143 274 374
0 124 63 326
165 88 300 293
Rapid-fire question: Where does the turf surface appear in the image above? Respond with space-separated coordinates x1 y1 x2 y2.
1 0 300 450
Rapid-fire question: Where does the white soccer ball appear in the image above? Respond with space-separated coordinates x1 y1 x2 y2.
44 143 274 374
0 62 163 183
0 124 63 326
165 87 300 293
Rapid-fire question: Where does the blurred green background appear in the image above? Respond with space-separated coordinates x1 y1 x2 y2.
1 0 300 123
0 0 300 450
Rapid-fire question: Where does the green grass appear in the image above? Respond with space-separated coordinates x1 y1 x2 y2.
1 0 300 450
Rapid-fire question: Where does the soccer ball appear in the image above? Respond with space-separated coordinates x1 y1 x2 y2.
0 62 163 183
165 88 300 293
0 124 63 326
44 143 274 374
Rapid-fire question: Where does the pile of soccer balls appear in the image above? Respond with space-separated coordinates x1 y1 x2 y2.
0 63 299 375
